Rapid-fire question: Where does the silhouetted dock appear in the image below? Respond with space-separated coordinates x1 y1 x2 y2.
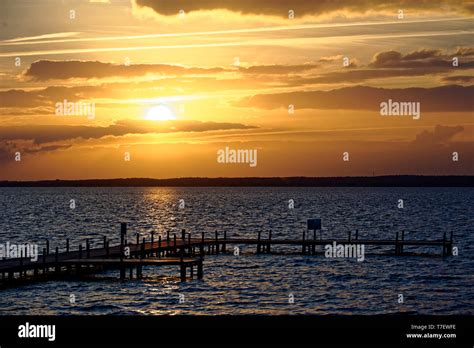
0 223 454 288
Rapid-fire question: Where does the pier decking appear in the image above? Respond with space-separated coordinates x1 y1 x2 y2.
0 223 454 288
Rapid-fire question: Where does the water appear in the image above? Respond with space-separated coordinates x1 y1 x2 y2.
0 187 473 315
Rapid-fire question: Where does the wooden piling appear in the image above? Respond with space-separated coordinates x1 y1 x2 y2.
79 244 82 259
215 231 219 255
120 222 126 280
355 229 359 240
257 231 261 254
348 231 352 242
302 231 306 254
200 232 205 256
401 231 405 254
395 232 399 254
46 239 50 255
66 238 70 253
223 231 227 252
197 258 203 279
267 231 272 253
86 239 90 258
158 236 162 257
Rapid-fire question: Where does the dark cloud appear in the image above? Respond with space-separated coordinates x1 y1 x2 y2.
0 120 257 144
24 60 227 81
414 125 464 145
369 48 474 69
237 85 474 112
239 64 318 74
134 0 473 17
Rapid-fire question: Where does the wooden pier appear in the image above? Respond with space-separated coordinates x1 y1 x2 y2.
0 223 454 288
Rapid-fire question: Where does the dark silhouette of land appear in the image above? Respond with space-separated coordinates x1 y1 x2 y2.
0 176 472 187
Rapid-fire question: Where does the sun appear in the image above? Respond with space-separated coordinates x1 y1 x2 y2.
144 105 176 121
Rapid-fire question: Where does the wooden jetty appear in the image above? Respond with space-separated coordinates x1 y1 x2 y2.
0 223 454 288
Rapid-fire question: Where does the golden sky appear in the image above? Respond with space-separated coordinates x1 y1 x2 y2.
0 0 473 180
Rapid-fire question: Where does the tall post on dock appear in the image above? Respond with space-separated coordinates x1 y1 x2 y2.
158 235 162 257
46 239 49 256
355 229 359 240
302 231 306 254
173 234 177 254
200 232 205 256
79 244 82 259
66 238 70 253
103 236 107 249
267 230 272 253
395 232 399 255
188 233 191 255
197 258 203 279
257 231 261 254
136 232 140 246
215 231 219 255
86 239 90 258
120 222 126 280
55 247 59 273
223 231 227 253
348 231 352 242
181 229 186 255
401 231 405 254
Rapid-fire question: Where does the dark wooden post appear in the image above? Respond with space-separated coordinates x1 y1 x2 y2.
355 229 359 240
46 239 50 256
66 238 70 253
223 231 227 252
215 231 219 255
79 244 82 259
103 236 107 249
348 231 352 242
106 241 109 257
188 233 191 254
136 232 140 246
302 231 306 254
267 230 272 253
200 232 205 256
167 231 170 245
401 231 405 254
257 231 261 254
180 252 186 282
120 222 126 279
173 234 177 254
141 237 146 259
197 258 203 279
158 235 162 257
395 232 399 255
86 239 90 258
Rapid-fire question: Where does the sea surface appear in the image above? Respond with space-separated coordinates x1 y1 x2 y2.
0 187 472 315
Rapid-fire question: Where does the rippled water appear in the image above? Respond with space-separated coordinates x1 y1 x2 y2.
0 187 473 315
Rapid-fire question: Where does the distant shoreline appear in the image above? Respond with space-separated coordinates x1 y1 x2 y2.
0 176 472 187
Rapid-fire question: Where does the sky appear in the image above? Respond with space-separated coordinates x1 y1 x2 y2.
0 0 473 180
